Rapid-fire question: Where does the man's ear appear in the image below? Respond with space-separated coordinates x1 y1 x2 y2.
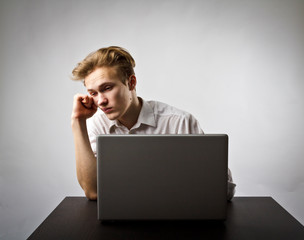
128 75 137 90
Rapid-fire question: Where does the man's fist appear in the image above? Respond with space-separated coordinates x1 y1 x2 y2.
71 94 98 120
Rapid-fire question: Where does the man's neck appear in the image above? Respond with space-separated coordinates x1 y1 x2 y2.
118 97 142 130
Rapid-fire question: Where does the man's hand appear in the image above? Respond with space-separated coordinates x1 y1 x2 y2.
71 94 98 120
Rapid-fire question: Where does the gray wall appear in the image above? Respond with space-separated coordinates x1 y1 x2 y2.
1 0 304 239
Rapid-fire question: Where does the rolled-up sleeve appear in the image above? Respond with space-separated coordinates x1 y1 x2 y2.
227 168 236 201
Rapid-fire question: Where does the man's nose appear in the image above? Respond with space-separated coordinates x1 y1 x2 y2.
97 94 108 106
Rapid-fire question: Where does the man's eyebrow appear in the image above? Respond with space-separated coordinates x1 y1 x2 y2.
87 82 114 92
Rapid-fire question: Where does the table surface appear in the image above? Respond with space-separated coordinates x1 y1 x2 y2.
27 197 304 240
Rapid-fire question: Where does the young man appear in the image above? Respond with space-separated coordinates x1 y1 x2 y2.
71 46 236 200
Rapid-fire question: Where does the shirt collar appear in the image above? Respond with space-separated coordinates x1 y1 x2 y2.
108 97 156 132
136 97 156 128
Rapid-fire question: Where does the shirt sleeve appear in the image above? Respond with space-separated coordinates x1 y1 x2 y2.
188 114 204 134
176 113 204 134
227 168 236 201
86 118 99 157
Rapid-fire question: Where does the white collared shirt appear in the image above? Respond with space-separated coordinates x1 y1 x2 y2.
87 98 204 156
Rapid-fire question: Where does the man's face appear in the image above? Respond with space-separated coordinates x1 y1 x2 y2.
84 67 133 121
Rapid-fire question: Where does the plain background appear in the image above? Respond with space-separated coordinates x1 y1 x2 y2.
0 0 303 239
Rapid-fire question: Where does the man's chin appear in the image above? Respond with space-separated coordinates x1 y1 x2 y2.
105 113 118 121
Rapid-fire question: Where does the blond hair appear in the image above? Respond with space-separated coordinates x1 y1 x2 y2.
72 46 136 83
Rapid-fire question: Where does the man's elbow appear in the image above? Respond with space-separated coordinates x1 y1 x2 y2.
85 190 97 201
77 178 97 200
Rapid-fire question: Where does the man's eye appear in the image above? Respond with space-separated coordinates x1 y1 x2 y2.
89 92 96 96
104 86 113 91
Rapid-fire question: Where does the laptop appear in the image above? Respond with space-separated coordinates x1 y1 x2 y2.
96 134 228 221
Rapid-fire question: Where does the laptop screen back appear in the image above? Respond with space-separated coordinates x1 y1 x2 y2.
97 134 228 221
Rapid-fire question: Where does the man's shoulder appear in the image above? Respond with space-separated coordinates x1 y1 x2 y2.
145 99 192 118
143 99 203 134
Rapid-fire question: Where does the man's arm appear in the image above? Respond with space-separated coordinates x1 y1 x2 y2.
71 94 98 200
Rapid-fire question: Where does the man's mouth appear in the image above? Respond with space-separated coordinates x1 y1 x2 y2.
101 107 113 113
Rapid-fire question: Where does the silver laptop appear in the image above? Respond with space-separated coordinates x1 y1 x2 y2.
97 134 228 221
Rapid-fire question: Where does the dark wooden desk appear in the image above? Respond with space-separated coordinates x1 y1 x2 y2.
27 197 304 240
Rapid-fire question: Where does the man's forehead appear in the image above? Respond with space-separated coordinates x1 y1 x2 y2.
84 67 120 86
